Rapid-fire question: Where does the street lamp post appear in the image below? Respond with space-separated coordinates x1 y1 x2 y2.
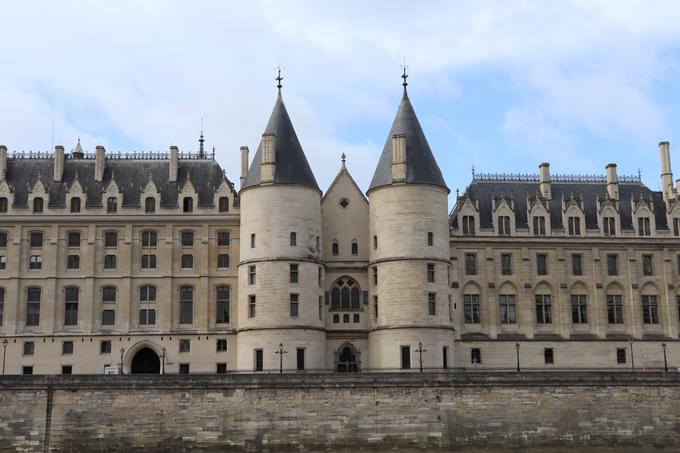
2 339 7 375
415 342 427 373
662 343 668 373
515 343 520 373
161 347 166 375
275 343 287 374
630 341 635 371
120 348 125 375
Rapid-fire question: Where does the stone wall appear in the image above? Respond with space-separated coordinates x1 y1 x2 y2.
1 372 680 452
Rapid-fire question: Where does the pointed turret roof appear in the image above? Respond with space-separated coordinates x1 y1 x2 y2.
368 87 448 193
242 92 319 190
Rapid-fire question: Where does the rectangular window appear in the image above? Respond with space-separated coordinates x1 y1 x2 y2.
216 287 230 324
141 231 157 247
642 255 653 276
64 287 79 326
568 216 581 236
427 263 435 282
607 254 618 276
373 295 378 319
249 265 256 285
462 215 475 235
332 241 339 255
570 295 588 324
351 241 358 255
217 231 230 246
22 366 33 375
141 254 157 269
26 288 41 326
442 346 449 369
0 256 6 270
181 231 194 247
638 217 651 236
603 217 616 236
400 345 411 370
544 348 554 364
616 348 626 364
0 288 3 326
139 309 156 326
536 254 547 275
641 295 659 324
216 363 227 374
499 294 517 324
497 215 511 236
533 216 546 236
0 199 6 213
179 364 190 374
179 339 190 353
248 295 256 318
217 254 230 268
571 254 583 276
101 309 115 326
296 348 305 371
290 264 299 283
29 255 42 270
607 294 624 324
290 232 297 246
463 294 480 324
62 365 72 375
67 254 80 270
373 267 378 285
67 232 80 247
179 287 193 324
290 294 299 317
100 340 112 354
102 287 116 303
319 296 323 320
465 253 477 275
62 341 74 355
535 294 552 324
250 233 256 248
501 253 512 275
104 231 118 247
255 349 263 372
0 232 6 248
30 232 43 248
674 218 680 236
428 292 436 316
216 339 227 352
104 255 117 269
23 342 34 356
181 254 193 269
471 348 481 365
427 232 433 246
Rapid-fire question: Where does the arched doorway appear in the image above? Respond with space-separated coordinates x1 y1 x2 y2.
335 343 360 372
131 347 160 374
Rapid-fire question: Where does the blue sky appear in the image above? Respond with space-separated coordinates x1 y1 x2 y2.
2 1 680 201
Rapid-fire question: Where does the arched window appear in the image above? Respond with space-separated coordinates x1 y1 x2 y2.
70 197 81 213
145 197 155 213
33 197 43 213
332 240 339 256
183 197 193 213
330 278 361 311
218 197 229 213
107 197 117 214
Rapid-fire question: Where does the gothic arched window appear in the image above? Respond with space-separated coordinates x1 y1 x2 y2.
330 278 361 311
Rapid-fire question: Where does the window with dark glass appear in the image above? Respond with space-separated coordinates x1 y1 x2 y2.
535 294 552 324
64 287 79 326
104 231 118 247
536 254 548 275
217 231 230 246
427 232 433 246
642 254 653 276
497 215 511 236
255 349 263 372
179 339 191 353
290 232 296 246
181 231 194 247
139 285 156 326
26 288 41 326
571 254 583 276
0 232 6 248
248 295 256 318
145 197 155 213
568 216 581 236
290 264 299 283
62 365 72 375
70 197 81 213
607 295 624 324
638 217 651 236
427 263 435 282
183 197 193 213
141 254 157 269
30 232 43 248
471 348 482 365
499 294 517 324
67 255 80 270
465 253 477 275
462 215 475 235
217 254 229 268
570 294 588 324
401 346 411 369
533 216 546 236
100 340 112 354
250 233 255 248
179 364 190 374
216 339 228 352
216 287 230 324
607 254 618 276
330 278 361 311
218 197 229 213
29 255 42 270
106 197 117 214
544 348 554 364
372 267 378 285
290 293 299 317
33 197 43 213
351 240 358 255
616 348 626 364
501 253 512 275
0 197 7 213
641 295 659 324
463 294 480 324
332 240 339 256
603 216 615 236
179 287 193 324
0 287 4 326
674 218 680 236
102 286 116 303
181 254 193 269
217 362 228 374
296 348 305 371
428 292 436 315
373 296 378 319
101 309 115 326
62 341 74 355
141 231 157 247
23 342 35 356
248 265 256 285
373 235 377 249
104 254 116 269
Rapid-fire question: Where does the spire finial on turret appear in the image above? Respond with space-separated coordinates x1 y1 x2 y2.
276 66 284 92
341 153 346 167
400 60 409 91
198 118 205 158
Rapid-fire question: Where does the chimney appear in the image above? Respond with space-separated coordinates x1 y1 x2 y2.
659 141 674 201
94 145 106 182
260 133 276 183
169 146 179 183
53 145 65 182
538 162 551 199
240 146 249 187
0 145 7 182
391 134 407 183
605 163 619 200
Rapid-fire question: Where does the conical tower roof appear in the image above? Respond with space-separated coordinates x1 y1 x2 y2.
242 92 319 190
368 88 448 193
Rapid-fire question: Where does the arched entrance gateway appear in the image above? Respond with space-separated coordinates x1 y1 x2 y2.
130 347 161 374
334 343 360 372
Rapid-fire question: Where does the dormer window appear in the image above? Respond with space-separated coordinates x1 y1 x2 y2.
567 216 581 236
33 197 43 214
218 197 229 213
603 216 616 236
183 197 193 213
638 217 651 236
145 197 155 214
70 198 81 213
462 215 475 236
533 216 546 236
106 197 117 214
497 216 511 236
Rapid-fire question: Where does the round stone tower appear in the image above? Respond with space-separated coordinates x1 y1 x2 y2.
367 77 454 371
236 87 325 372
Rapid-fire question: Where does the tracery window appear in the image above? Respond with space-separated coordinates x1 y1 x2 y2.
330 278 361 311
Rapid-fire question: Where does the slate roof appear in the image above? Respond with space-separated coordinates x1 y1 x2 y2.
368 88 448 193
5 153 235 209
452 178 668 232
242 92 319 190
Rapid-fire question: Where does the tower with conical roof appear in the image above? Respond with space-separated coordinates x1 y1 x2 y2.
236 78 325 371
367 71 454 370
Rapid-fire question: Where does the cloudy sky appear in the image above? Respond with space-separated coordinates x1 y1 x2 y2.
2 1 680 199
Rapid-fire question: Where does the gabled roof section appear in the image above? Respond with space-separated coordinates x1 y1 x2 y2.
242 92 319 190
322 155 368 204
369 88 447 193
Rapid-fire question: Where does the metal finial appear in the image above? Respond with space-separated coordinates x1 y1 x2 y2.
198 118 205 158
401 60 409 88
341 153 346 166
471 165 476 178
276 66 284 92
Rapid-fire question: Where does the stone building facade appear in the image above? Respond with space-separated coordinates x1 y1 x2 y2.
0 80 677 374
